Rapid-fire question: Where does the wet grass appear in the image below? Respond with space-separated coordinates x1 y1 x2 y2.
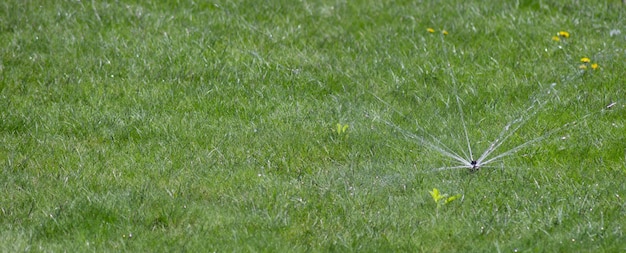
1 0 625 251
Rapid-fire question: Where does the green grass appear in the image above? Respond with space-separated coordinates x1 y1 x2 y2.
1 0 625 251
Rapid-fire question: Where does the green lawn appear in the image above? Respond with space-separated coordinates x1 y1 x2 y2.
1 0 625 251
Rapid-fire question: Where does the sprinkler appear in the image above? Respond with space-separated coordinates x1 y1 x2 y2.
470 160 479 171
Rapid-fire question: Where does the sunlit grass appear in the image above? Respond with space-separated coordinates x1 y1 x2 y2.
1 0 625 251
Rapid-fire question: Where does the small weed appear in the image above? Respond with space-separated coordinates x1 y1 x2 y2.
335 123 349 135
429 188 461 210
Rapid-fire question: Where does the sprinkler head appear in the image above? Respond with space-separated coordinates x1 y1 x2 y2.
470 160 479 172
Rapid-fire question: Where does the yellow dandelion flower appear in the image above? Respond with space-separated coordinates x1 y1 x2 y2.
558 31 570 38
427 28 435 33
442 30 448 35
552 36 560 41
579 64 587 70
591 63 599 70
580 57 591 63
